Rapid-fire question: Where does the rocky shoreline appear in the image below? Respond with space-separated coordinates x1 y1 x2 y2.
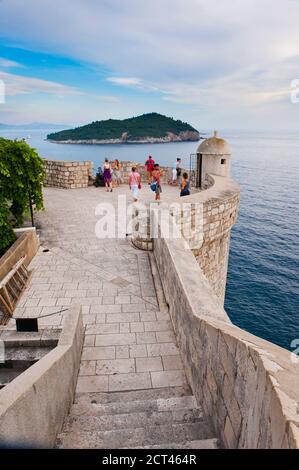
47 130 200 145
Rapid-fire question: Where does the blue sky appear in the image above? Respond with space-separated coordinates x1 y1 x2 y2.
0 0 299 130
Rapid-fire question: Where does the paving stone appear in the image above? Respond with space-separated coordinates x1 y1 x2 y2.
79 361 96 376
144 321 172 332
96 359 135 375
84 335 95 347
130 322 144 333
122 304 146 313
82 314 96 325
140 312 157 322
92 305 122 314
106 313 140 323
86 324 119 335
81 347 116 361
77 376 108 393
151 370 186 388
136 357 163 373
109 372 152 392
116 346 129 359
162 355 183 370
129 344 148 358
147 343 179 357
120 323 130 333
156 331 176 343
136 332 157 344
95 333 136 347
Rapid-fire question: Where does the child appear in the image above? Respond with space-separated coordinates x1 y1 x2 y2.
180 172 191 197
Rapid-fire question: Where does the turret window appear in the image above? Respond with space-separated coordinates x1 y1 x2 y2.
221 159 226 165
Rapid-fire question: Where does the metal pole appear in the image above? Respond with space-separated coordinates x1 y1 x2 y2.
29 193 34 227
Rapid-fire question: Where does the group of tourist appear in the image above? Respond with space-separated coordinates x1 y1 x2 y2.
102 155 191 202
102 158 122 192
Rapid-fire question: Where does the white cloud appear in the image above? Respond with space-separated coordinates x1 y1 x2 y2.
0 57 22 68
107 77 142 87
1 0 299 127
0 71 82 96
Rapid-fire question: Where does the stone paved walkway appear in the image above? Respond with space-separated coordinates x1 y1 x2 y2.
12 184 188 393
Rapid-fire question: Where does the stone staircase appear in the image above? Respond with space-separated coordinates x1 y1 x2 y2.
56 386 219 449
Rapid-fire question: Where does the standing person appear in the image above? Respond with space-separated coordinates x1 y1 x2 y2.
152 163 162 201
103 158 113 192
129 166 141 202
112 159 122 187
180 172 191 197
145 155 155 184
176 158 182 186
171 160 177 185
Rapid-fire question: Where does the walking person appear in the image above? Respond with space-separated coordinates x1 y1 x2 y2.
129 166 141 202
103 158 113 192
145 155 155 184
176 158 182 186
180 172 191 197
112 159 122 187
151 163 162 201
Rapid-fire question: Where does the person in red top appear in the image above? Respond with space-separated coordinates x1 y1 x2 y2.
152 163 163 201
145 155 155 184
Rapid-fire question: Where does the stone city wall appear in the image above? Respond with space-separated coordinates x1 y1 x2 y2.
153 209 299 449
0 305 84 448
43 159 93 189
131 174 239 304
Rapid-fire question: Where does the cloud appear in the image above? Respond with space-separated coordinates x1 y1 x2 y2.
0 57 22 68
1 0 299 126
107 77 142 87
0 71 82 96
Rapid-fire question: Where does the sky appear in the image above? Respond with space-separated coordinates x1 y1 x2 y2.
0 0 299 130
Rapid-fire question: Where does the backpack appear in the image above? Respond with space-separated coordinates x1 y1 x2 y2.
150 181 157 192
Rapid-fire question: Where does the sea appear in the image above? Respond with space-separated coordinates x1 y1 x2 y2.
1 128 298 352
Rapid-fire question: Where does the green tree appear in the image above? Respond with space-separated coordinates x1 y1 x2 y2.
0 193 16 257
0 138 45 256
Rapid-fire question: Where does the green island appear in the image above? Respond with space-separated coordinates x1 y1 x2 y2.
47 112 200 144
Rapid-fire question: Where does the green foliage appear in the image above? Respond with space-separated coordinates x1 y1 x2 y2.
47 112 199 142
0 138 45 256
0 194 16 257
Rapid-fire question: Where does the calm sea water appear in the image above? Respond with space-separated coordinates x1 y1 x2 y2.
1 128 298 351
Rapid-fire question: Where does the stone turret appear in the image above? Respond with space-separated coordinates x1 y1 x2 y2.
196 131 231 188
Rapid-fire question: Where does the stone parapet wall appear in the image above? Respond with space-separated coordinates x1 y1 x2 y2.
131 174 240 304
153 210 299 449
44 159 93 189
0 305 84 448
0 228 39 282
112 160 189 184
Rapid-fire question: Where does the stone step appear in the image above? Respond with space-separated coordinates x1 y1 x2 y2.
74 385 191 406
61 408 203 433
124 438 219 449
71 394 198 417
56 422 215 449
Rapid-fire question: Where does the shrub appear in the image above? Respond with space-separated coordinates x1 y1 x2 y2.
0 138 45 256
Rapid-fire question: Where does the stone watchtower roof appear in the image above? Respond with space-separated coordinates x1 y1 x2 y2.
197 131 231 155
